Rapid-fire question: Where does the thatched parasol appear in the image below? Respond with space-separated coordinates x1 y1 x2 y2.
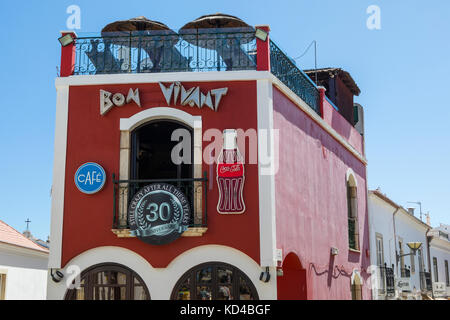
180 13 250 30
102 16 171 34
98 16 184 73
179 13 255 70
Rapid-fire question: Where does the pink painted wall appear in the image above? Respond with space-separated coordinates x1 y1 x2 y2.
321 98 364 155
273 86 371 300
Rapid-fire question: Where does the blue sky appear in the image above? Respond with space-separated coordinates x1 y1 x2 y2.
0 0 449 240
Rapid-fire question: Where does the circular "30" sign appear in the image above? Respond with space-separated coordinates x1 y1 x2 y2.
128 183 191 245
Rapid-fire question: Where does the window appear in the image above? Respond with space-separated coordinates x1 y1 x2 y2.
445 260 449 286
171 262 258 300
0 274 6 300
65 263 150 300
131 120 193 183
433 257 439 282
116 109 205 231
351 273 362 300
375 233 385 293
346 174 359 251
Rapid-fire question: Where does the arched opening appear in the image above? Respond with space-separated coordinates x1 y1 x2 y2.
277 252 307 300
346 171 359 251
351 272 362 300
64 263 150 300
170 262 259 300
131 119 193 182
129 120 194 219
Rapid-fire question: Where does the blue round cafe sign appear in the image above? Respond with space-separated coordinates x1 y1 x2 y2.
74 162 106 194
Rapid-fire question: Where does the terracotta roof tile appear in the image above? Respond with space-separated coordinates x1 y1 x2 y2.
0 220 49 253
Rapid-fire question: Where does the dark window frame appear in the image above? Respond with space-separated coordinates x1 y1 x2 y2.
445 260 449 286
130 119 194 182
64 263 150 300
170 262 259 300
433 257 439 282
347 180 359 251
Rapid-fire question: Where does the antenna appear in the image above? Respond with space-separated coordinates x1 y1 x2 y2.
294 40 318 84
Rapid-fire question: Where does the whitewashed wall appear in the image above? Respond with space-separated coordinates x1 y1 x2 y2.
0 244 48 300
368 192 429 300
429 236 450 296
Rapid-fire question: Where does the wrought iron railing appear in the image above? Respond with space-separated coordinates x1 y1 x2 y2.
74 28 257 75
112 172 208 230
379 264 395 295
401 266 411 278
269 40 320 115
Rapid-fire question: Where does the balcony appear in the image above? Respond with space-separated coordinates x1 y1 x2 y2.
111 173 208 238
400 266 411 278
379 264 396 296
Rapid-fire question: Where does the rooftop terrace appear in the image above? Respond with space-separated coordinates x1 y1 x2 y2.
61 27 321 116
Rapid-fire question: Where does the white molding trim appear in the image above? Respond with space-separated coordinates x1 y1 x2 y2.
56 70 273 87
117 107 203 226
120 107 202 132
165 245 277 300
49 84 69 268
346 168 358 187
351 269 362 284
47 245 277 300
0 242 49 259
257 79 277 267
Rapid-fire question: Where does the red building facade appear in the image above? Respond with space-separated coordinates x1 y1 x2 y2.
48 23 370 300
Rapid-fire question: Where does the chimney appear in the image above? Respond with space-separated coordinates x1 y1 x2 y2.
407 207 415 216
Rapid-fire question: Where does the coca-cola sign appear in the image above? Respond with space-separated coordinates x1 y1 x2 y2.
216 129 246 214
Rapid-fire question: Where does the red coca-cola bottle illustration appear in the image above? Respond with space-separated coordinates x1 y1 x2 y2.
217 129 245 214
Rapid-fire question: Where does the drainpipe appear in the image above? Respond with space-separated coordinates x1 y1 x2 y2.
425 229 434 299
392 206 400 300
392 207 400 273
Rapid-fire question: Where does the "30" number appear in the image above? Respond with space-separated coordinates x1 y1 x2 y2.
145 202 171 222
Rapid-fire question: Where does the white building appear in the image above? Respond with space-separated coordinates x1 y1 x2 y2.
368 190 432 300
428 223 450 298
0 220 49 300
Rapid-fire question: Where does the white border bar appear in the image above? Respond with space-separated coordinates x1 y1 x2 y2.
49 84 69 268
257 79 278 267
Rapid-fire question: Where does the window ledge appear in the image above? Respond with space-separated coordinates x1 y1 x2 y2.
111 227 208 238
349 248 361 254
181 227 208 237
111 229 134 238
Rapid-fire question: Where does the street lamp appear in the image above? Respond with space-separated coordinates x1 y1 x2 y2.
396 242 422 264
58 33 75 47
